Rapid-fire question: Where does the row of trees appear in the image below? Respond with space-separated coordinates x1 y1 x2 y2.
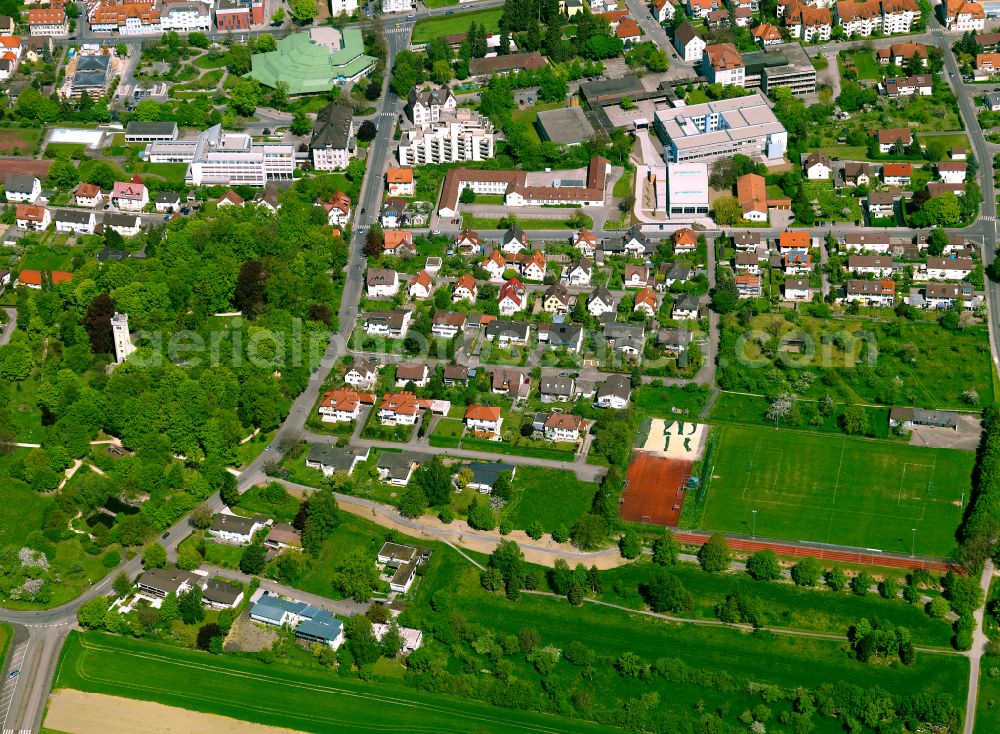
960 403 1000 572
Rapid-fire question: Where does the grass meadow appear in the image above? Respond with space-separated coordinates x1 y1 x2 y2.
412 8 503 43
501 466 596 533
699 424 973 556
53 631 621 734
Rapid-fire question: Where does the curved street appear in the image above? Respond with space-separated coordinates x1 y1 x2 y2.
0 12 997 734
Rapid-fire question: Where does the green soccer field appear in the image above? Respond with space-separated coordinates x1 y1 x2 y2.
699 425 974 557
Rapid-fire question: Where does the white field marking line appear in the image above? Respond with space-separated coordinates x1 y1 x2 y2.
897 462 935 506
740 494 926 521
831 442 846 507
74 641 578 734
740 432 759 500
918 455 938 523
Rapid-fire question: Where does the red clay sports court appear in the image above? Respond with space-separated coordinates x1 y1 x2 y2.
619 451 692 526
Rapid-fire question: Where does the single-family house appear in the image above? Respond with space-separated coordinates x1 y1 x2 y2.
210 512 267 545
305 444 371 477
432 311 466 338
395 363 430 388
634 287 658 316
848 255 894 276
485 319 532 347
465 404 503 435
74 182 102 207
407 270 434 300
595 374 632 409
5 174 40 203
15 204 49 231
672 293 701 320
366 268 400 298
563 259 593 286
452 273 478 303
804 152 833 180
55 209 96 235
588 286 615 316
539 375 575 402
364 309 413 338
344 358 380 388
317 387 375 423
110 179 149 211
386 167 415 197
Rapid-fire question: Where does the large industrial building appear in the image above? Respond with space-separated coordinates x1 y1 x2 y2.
653 92 788 164
144 125 295 186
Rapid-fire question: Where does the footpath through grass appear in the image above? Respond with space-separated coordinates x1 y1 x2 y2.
700 424 972 557
54 631 620 734
408 550 969 705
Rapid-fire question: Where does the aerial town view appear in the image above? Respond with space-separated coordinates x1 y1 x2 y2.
0 0 999 731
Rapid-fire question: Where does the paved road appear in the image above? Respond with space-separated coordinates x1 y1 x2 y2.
0 308 17 347
964 560 996 734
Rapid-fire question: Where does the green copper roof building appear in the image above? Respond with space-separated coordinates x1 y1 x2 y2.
248 28 376 94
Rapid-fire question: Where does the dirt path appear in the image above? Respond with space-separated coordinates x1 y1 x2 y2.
45 689 308 734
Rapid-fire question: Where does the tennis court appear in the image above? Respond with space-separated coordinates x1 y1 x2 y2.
620 451 691 526
699 424 974 557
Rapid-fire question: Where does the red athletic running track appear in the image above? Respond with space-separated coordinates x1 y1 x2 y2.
673 532 960 574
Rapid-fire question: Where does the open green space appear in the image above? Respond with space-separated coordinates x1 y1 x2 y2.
53 631 621 734
634 384 710 418
501 466 596 533
699 424 973 557
408 549 969 727
977 663 1000 734
460 213 591 230
412 8 503 43
799 180 863 223
718 312 995 409
599 559 954 648
19 243 77 272
0 127 42 155
839 49 881 81
709 391 892 439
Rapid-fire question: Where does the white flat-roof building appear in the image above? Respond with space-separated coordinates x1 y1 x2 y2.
653 92 787 164
398 109 495 166
666 162 710 219
145 124 295 187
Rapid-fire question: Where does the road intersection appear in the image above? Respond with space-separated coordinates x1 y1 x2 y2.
0 13 996 734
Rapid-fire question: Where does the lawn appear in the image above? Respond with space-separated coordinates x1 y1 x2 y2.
510 101 563 145
709 391 891 439
501 466 596 533
408 551 970 715
460 213 592 230
718 312 995 409
412 8 503 43
977 664 1000 734
699 424 973 557
429 417 463 448
234 483 301 524
136 162 188 188
799 180 863 223
599 559 955 648
840 49 881 81
634 384 711 418
53 631 622 734
20 243 77 272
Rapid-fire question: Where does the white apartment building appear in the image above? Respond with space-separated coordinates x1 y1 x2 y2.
160 2 211 31
398 110 495 166
28 7 68 35
703 43 745 86
310 103 355 172
146 124 295 187
944 0 985 30
405 86 457 128
329 0 359 14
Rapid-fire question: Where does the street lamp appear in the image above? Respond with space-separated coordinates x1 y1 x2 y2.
752 510 757 539
911 528 917 556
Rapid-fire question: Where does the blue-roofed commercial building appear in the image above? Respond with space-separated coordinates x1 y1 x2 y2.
250 594 346 648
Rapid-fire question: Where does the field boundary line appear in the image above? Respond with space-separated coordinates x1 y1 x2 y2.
831 442 846 506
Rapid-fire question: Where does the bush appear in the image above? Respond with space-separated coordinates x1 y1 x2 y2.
790 556 823 587
697 533 732 573
745 549 781 581
851 572 873 596
926 595 950 619
618 530 641 559
526 521 544 540
102 550 121 568
437 507 454 524
467 504 496 531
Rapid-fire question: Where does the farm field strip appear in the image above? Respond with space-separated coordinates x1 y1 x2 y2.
56 633 619 734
